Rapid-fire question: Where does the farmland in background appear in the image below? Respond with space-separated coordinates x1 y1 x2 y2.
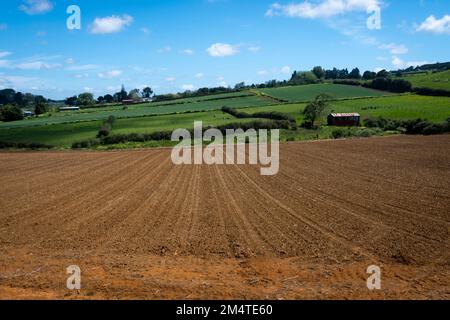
257 83 392 102
0 94 273 129
240 95 450 124
397 70 450 91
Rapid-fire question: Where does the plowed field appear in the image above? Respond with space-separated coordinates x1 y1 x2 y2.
0 135 449 299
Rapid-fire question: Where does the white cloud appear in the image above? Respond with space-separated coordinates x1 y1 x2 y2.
107 85 121 92
0 51 12 59
84 87 94 92
182 84 195 91
257 70 268 75
379 43 408 55
66 64 98 71
98 70 122 79
74 73 89 79
19 0 53 15
266 0 381 19
391 56 433 69
165 77 176 82
181 49 194 55
218 81 228 87
15 61 62 70
417 15 450 35
195 73 204 79
90 15 134 34
0 60 11 68
158 46 172 54
280 66 291 74
65 58 75 64
140 27 150 34
207 43 239 57
0 75 37 89
374 67 384 73
248 46 261 52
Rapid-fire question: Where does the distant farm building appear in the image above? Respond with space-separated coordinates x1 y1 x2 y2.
23 111 34 117
59 107 80 112
327 113 361 127
122 99 138 105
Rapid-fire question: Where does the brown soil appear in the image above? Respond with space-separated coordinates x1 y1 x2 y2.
0 135 449 299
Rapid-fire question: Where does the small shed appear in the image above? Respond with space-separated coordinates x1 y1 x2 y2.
23 111 34 117
327 113 360 127
122 99 136 105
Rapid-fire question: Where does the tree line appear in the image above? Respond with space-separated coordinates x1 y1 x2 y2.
0 88 49 122
65 85 154 107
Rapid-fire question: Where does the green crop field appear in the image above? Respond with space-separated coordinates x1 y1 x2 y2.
1 84 448 149
0 94 273 129
329 95 450 123
257 83 392 103
239 95 450 124
149 91 254 106
397 70 450 91
0 110 256 148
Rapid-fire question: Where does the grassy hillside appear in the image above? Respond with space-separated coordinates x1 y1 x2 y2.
257 83 392 103
0 110 255 148
397 70 450 91
0 94 273 129
239 95 450 124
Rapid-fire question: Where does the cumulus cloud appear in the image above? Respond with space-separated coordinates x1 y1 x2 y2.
248 46 261 52
280 66 291 74
15 61 62 70
0 51 12 59
180 49 194 55
195 73 204 79
157 46 172 54
416 15 450 35
379 43 408 55
207 43 239 57
391 56 433 69
182 84 195 91
19 0 53 15
266 0 381 19
165 77 176 82
90 15 133 34
98 70 122 79
66 64 98 71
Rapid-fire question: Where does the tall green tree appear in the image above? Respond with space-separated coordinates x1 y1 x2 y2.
77 92 95 106
349 68 361 79
142 87 153 98
303 94 330 127
128 89 141 100
0 105 24 122
34 102 48 115
312 66 325 79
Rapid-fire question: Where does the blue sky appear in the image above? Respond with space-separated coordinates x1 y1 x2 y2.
0 0 449 99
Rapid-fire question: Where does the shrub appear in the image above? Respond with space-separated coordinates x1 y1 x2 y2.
0 140 53 149
363 78 412 93
413 87 450 97
364 116 450 135
0 105 24 122
333 80 362 86
221 106 296 128
331 128 346 139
